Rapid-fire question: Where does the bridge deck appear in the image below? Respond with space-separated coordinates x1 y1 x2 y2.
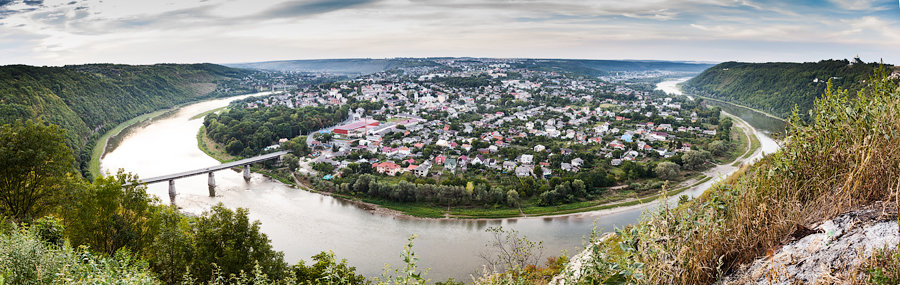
139 150 289 184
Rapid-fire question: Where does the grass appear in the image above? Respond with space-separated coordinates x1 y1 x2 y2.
562 69 900 284
197 125 236 163
189 106 226 120
89 108 174 178
357 198 448 218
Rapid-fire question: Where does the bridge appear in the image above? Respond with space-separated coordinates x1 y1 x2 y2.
136 150 289 203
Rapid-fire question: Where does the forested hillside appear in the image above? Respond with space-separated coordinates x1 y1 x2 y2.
0 63 255 177
682 59 888 118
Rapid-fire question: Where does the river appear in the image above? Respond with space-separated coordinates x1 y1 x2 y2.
101 80 781 282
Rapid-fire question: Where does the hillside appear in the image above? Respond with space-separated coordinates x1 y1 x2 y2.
682 59 888 118
226 58 442 75
0 63 255 177
227 58 713 76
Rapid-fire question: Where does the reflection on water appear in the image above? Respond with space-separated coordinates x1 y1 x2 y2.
100 93 642 281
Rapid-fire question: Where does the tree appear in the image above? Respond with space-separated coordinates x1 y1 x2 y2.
67 170 158 255
146 206 196 284
682 150 712 170
708 140 729 156
479 227 544 273
192 203 288 282
0 120 75 221
282 153 300 170
506 190 520 208
225 138 244 155
654 161 681 180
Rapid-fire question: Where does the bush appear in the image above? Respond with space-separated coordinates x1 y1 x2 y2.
0 228 158 284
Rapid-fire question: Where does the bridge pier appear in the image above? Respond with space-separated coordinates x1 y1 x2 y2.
243 165 251 181
207 172 216 197
168 180 176 204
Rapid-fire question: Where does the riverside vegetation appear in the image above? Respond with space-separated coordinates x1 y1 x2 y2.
551 67 900 284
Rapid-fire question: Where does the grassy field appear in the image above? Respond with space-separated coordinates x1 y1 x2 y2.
89 108 174 178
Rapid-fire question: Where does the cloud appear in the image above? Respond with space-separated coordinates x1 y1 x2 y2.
829 0 890 11
0 0 898 65
252 0 378 19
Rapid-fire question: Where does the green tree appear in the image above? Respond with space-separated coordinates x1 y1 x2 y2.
0 120 75 221
708 140 729 156
292 251 369 284
192 203 288 282
506 190 520 208
654 161 681 180
282 153 300 170
682 150 712 170
67 170 158 255
145 206 195 284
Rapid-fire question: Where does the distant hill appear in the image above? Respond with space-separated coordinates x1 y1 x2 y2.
226 58 713 76
682 59 889 118
226 58 440 75
0 63 254 176
513 59 713 76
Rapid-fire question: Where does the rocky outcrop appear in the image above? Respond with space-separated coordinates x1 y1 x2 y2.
722 205 899 284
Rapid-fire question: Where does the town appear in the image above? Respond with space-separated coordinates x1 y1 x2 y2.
204 58 736 215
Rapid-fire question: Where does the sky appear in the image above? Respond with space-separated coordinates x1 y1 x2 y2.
0 0 898 66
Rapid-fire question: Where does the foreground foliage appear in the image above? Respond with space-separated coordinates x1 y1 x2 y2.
561 68 900 284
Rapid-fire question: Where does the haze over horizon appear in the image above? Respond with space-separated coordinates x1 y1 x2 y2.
1 0 898 66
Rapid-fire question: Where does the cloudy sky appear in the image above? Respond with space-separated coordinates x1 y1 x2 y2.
0 0 898 65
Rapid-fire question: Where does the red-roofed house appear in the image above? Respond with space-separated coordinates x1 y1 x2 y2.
374 161 401 176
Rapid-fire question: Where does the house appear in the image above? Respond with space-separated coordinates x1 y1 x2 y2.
571 158 584 167
414 162 432 177
503 161 517 171
534 144 546 152
515 166 532 177
519 154 534 164
445 158 458 172
434 155 447 165
471 155 484 165
560 148 573 156
561 163 576 172
623 150 639 161
541 167 553 178
373 161 401 176
608 140 625 150
611 159 623 166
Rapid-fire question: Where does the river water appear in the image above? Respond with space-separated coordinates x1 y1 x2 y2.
101 80 781 282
